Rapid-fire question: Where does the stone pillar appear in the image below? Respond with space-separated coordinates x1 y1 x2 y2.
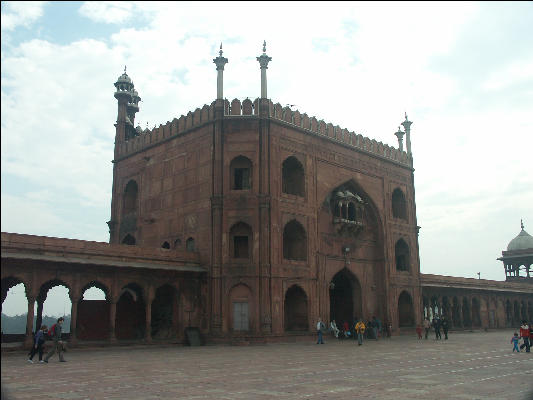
394 126 405 151
35 297 44 332
213 44 228 100
24 296 36 348
69 300 78 344
401 113 413 156
257 41 272 99
145 286 154 343
109 301 117 342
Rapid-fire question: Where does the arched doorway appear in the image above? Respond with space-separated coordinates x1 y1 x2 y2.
329 269 362 326
151 284 176 339
77 281 109 340
471 298 481 328
116 283 146 340
284 285 308 331
398 291 414 327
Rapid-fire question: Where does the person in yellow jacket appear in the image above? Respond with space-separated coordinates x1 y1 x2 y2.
355 318 366 346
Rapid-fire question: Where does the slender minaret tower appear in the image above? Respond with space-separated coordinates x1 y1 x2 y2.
114 66 134 147
213 43 228 100
401 112 413 156
257 40 272 99
394 126 405 151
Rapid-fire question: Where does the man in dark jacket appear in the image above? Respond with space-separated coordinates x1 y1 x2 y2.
441 316 449 340
43 317 67 363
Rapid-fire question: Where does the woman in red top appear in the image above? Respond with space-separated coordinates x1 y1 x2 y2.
519 321 530 353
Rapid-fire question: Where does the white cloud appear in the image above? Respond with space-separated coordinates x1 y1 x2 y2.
78 1 134 24
1 1 47 31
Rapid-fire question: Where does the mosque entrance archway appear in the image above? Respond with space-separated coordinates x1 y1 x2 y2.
329 268 362 327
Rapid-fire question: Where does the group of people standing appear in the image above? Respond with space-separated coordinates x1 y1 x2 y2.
417 316 450 340
27 317 67 364
318 316 386 346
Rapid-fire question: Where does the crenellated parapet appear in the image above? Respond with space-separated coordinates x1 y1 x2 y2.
116 98 411 166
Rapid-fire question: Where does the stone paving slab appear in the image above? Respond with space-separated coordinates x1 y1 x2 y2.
1 329 532 400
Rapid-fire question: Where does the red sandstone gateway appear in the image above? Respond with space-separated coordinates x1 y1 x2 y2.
2 45 532 347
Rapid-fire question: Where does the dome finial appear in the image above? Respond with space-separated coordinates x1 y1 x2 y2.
521 219 524 230
124 65 127 74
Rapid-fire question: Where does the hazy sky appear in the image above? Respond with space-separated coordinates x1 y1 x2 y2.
1 2 532 316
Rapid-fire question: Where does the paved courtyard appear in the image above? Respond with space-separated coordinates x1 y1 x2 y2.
1 329 532 400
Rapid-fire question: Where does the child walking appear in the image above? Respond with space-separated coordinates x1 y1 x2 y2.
416 325 423 340
28 325 47 363
511 332 520 352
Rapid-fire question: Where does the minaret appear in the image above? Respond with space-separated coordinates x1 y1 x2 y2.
394 126 405 151
257 40 272 99
401 112 413 156
127 87 141 129
114 66 134 145
213 43 228 100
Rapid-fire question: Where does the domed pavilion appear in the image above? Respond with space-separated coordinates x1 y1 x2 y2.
498 220 533 281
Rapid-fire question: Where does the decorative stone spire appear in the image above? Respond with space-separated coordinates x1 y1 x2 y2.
394 126 405 151
401 112 413 156
257 40 272 99
213 43 228 100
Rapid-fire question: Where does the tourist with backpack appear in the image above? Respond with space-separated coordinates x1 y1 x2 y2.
27 325 47 363
43 317 67 363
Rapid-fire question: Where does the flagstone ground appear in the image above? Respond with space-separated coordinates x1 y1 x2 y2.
1 329 532 399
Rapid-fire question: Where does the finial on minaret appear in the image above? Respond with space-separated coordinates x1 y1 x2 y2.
263 40 266 53
219 43 223 57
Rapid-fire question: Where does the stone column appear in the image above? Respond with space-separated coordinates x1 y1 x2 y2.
145 286 154 343
69 300 78 345
394 126 405 151
109 300 117 342
24 296 36 348
35 297 44 332
257 41 272 99
213 44 228 100
401 113 413 156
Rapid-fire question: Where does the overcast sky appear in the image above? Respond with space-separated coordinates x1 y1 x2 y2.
1 1 532 316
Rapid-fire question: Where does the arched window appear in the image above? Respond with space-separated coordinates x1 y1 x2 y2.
392 188 407 220
395 239 409 271
123 180 138 215
161 242 170 249
174 238 181 249
230 156 252 190
122 234 136 245
283 220 307 261
282 156 305 197
284 285 308 331
186 238 195 252
230 222 252 259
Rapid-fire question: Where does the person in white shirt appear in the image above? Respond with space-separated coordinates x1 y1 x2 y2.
316 318 325 344
330 320 340 338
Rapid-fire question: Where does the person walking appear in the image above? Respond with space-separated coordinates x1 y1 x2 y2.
316 318 325 344
330 320 340 339
433 317 442 340
416 324 423 340
355 318 366 346
423 317 431 340
43 317 67 363
371 316 379 340
441 316 449 340
511 332 520 352
27 325 47 363
519 321 530 353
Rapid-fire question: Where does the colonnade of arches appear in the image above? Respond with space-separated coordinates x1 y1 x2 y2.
422 293 533 329
1 275 200 345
